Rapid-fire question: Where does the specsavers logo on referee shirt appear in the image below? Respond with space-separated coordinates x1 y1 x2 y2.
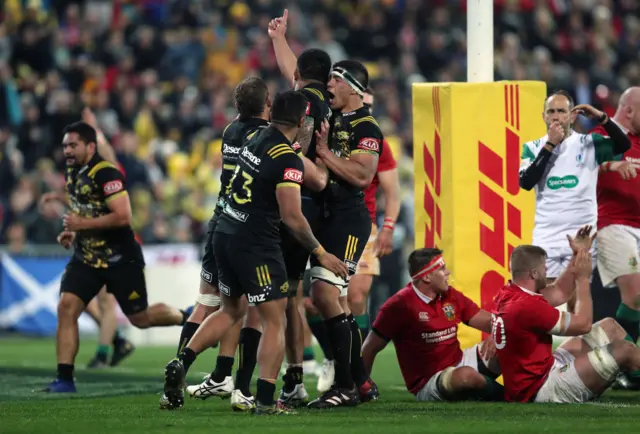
546 175 579 190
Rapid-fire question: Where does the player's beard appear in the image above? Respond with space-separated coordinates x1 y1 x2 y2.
535 275 547 292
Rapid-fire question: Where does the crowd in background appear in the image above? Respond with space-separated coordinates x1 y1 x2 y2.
0 0 638 257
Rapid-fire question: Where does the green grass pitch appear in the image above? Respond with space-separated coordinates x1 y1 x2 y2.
1 336 640 433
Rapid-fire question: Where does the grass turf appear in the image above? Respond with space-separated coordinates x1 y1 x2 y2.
1 336 640 433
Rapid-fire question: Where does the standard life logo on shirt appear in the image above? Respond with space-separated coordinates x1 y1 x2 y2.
546 175 579 190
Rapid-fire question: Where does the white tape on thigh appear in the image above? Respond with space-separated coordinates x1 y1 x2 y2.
587 346 619 382
582 324 611 349
196 294 220 307
309 266 348 294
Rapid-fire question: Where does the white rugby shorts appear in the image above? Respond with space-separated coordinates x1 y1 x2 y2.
597 224 640 288
415 345 479 402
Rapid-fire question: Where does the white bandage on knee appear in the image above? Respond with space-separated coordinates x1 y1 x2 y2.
438 367 456 394
309 266 348 296
196 294 220 307
582 324 611 349
587 346 619 382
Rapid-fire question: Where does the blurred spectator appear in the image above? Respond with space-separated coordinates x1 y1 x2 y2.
0 0 638 249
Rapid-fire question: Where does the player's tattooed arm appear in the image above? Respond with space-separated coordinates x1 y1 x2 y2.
295 116 315 155
277 192 348 278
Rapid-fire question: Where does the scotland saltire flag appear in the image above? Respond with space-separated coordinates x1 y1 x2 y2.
0 253 97 336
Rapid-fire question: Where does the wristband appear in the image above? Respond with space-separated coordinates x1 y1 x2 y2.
598 113 609 124
383 218 395 231
601 161 611 172
312 245 326 257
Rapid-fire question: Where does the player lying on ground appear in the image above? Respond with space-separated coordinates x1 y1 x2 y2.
494 226 640 402
163 91 347 415
362 248 503 402
44 122 190 393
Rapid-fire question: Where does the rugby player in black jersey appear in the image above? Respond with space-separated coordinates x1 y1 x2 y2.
267 11 333 407
159 77 272 408
43 122 189 393
306 61 384 409
162 91 348 415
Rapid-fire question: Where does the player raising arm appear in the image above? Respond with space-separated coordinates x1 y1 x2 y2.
162 91 347 415
493 226 640 403
362 248 503 402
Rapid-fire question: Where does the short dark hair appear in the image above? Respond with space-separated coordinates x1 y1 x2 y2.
270 90 309 127
63 121 97 145
546 90 574 109
333 60 369 93
234 76 268 118
510 245 547 279
408 248 443 277
297 49 332 84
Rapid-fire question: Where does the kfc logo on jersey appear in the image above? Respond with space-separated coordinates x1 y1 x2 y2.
358 138 380 152
283 168 303 183
419 312 430 322
103 180 123 195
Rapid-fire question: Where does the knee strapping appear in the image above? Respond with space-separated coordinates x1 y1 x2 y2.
196 294 220 307
583 324 611 349
587 346 619 382
309 266 348 297
437 367 456 394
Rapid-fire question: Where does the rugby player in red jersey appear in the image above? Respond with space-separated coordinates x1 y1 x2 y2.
348 88 400 340
588 88 640 389
493 226 640 403
362 248 503 402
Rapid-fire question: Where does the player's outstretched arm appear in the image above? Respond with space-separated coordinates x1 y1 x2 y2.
83 107 118 166
268 9 297 85
541 225 595 307
467 310 492 334
362 331 388 376
538 250 593 337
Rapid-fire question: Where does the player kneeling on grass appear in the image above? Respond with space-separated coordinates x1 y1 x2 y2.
362 248 503 402
493 226 640 403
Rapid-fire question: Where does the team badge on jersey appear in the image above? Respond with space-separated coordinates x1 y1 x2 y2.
442 303 456 321
418 312 429 322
